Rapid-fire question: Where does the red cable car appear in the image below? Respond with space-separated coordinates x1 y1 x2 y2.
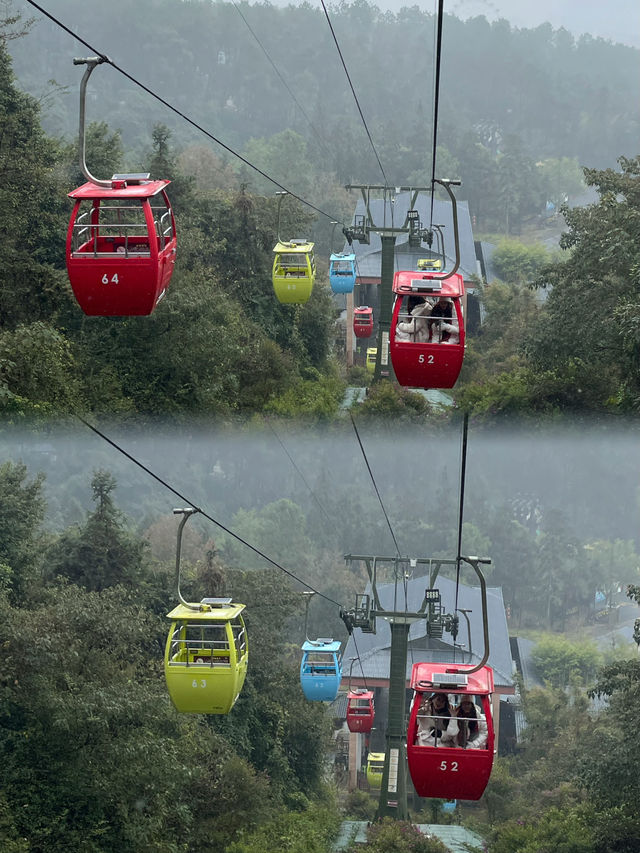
406 663 495 801
66 176 177 316
354 306 373 338
346 688 375 733
390 270 465 388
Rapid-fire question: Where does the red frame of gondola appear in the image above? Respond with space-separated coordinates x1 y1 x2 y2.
406 663 495 801
389 270 465 389
66 180 176 316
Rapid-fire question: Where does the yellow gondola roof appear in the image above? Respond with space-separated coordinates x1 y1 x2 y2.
273 240 314 254
166 599 246 621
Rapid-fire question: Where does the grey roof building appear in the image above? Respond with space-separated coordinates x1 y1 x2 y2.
342 192 487 336
347 192 482 286
343 574 514 693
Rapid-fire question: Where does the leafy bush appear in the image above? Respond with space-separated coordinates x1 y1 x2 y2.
531 634 602 687
361 819 449 853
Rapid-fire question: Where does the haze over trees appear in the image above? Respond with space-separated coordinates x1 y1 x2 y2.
1 423 640 849
0 3 638 418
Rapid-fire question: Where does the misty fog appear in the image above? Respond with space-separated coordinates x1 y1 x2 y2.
4 417 637 564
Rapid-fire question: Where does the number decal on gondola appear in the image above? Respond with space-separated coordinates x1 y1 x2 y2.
418 354 435 364
101 273 119 285
191 679 207 689
439 761 459 772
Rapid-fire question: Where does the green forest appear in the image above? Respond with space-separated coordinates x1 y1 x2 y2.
1 0 640 850
2 429 640 851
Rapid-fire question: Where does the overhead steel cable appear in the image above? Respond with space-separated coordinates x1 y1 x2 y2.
349 413 402 557
429 0 445 228
24 0 344 225
351 633 369 691
230 0 333 161
453 412 469 662
266 419 336 526
318 0 389 186
76 415 343 608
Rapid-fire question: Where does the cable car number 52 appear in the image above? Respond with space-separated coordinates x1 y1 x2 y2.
418 354 434 364
439 760 459 772
101 274 119 285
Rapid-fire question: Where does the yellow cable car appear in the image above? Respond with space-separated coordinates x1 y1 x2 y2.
366 752 385 788
417 257 443 271
272 239 316 304
164 597 248 714
366 347 377 373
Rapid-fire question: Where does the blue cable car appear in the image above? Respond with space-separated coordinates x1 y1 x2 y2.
300 639 343 701
329 252 356 294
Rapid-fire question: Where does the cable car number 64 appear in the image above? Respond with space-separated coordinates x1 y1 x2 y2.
101 274 119 285
439 761 459 772
418 354 434 364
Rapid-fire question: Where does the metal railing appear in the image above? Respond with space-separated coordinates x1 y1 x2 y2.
168 627 232 667
71 202 173 254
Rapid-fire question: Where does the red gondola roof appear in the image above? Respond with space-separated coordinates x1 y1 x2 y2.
68 180 171 200
393 270 464 297
410 662 494 694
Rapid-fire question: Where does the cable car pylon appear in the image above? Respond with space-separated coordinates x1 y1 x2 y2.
340 414 492 819
343 180 461 385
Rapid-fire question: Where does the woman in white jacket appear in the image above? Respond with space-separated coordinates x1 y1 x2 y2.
395 296 433 343
416 692 458 746
454 695 488 749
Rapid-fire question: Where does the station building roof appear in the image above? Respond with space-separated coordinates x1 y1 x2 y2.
343 573 514 691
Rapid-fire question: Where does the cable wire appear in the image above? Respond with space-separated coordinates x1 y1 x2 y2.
319 0 389 186
230 0 333 161
349 413 402 557
429 0 445 228
266 419 335 526
24 0 344 225
351 633 369 691
76 415 343 608
453 412 469 662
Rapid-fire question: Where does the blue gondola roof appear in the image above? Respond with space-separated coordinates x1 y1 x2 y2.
302 639 342 653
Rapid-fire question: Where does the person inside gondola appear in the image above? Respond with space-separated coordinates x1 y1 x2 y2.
416 692 457 746
395 296 432 342
428 296 459 344
455 695 488 749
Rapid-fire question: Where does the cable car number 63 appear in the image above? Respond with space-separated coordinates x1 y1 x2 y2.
191 679 207 689
439 760 459 772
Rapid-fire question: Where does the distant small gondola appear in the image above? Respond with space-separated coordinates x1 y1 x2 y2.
354 305 374 338
366 752 385 789
300 638 342 701
365 347 377 373
272 239 316 303
346 688 375 733
329 252 357 294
